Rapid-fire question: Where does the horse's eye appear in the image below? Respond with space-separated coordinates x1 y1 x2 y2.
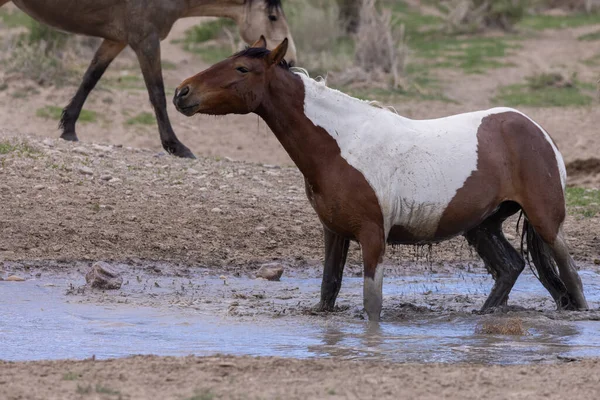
236 66 250 74
268 15 278 22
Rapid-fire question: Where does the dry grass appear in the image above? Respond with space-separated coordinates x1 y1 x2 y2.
1 20 97 86
535 0 600 12
475 317 529 335
444 0 526 33
353 0 409 88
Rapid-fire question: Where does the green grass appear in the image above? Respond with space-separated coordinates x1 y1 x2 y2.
0 140 39 156
179 19 237 63
185 389 215 400
519 13 600 30
579 29 600 41
582 53 600 66
493 82 593 107
566 187 600 218
126 112 156 126
62 372 79 381
0 8 34 28
36 106 97 123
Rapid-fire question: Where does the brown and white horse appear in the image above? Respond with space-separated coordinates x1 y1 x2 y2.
173 38 588 321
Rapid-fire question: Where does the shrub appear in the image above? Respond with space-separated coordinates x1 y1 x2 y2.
445 0 526 33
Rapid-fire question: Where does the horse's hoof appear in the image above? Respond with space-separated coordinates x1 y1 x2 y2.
60 132 79 142
166 142 196 159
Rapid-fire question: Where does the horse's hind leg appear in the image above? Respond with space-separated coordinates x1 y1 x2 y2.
464 203 524 310
316 226 350 311
60 39 125 141
130 34 195 159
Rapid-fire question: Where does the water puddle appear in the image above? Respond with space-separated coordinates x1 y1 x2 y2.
1 268 600 364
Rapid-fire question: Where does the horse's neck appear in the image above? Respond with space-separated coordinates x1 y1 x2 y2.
184 0 245 19
255 70 341 183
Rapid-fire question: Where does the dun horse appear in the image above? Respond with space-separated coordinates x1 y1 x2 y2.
1 0 297 158
174 38 588 321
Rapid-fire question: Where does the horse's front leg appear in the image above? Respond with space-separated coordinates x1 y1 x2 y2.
359 225 386 322
316 226 350 311
61 39 126 141
130 34 195 159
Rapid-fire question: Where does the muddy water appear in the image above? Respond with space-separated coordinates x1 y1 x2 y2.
1 267 600 364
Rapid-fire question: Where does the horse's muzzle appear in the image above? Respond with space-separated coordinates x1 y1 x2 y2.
173 86 199 116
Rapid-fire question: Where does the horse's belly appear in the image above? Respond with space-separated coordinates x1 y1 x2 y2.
13 0 125 39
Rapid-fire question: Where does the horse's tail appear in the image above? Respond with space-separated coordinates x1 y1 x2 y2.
520 214 569 308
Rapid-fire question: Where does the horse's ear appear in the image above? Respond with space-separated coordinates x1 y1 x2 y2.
251 35 267 48
267 38 288 67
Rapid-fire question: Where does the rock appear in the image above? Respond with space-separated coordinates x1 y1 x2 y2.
100 175 112 181
34 185 44 190
78 166 94 176
211 207 222 213
109 178 121 183
5 275 25 282
256 263 284 281
85 262 123 290
187 168 199 175
594 259 600 265
42 138 55 147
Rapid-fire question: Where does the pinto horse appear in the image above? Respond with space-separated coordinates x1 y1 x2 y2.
173 38 588 321
1 0 297 158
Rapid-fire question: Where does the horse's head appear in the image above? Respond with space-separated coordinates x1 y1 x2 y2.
174 37 289 116
238 0 297 66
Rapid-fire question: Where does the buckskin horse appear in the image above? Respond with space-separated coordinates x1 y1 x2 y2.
173 38 588 321
1 0 297 158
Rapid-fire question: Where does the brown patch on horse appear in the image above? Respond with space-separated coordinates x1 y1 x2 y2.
436 112 565 243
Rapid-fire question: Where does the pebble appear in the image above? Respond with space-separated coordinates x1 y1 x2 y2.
109 178 121 183
187 168 199 175
78 166 94 176
85 262 123 290
5 275 25 282
34 185 44 190
42 138 54 147
594 259 600 265
211 207 222 213
100 175 112 181
256 263 285 281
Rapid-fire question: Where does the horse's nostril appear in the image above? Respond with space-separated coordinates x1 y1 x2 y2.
179 86 190 98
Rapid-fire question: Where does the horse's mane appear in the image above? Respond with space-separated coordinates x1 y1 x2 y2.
233 47 290 70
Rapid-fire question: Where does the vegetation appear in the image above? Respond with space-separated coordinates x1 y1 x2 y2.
126 112 156 126
36 106 97 123
493 73 594 107
444 0 527 33
566 187 600 218
0 139 40 156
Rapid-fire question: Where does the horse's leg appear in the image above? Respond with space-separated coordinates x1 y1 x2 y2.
60 39 125 141
359 225 386 322
317 226 350 311
523 205 588 310
464 206 525 310
130 35 195 159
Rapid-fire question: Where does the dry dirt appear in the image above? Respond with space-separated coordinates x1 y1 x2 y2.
2 355 600 400
2 5 600 400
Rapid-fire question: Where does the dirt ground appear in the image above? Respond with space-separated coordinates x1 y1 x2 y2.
2 355 600 400
2 4 600 400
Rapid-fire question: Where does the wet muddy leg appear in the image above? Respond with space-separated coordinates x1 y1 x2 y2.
60 39 126 141
317 227 350 311
465 214 524 311
360 226 385 322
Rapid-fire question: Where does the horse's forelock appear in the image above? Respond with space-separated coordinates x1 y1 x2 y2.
232 46 290 70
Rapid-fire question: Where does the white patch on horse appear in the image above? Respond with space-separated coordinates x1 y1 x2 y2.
297 74 481 239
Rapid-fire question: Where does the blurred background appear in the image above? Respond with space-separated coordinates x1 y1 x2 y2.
0 0 599 188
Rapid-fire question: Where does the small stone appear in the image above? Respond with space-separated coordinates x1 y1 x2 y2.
42 138 55 147
109 178 121 183
100 175 112 181
594 259 600 265
187 168 199 175
255 226 267 233
211 207 222 213
34 185 44 190
256 263 284 281
78 166 94 176
505 233 516 241
85 262 123 290
5 275 25 282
